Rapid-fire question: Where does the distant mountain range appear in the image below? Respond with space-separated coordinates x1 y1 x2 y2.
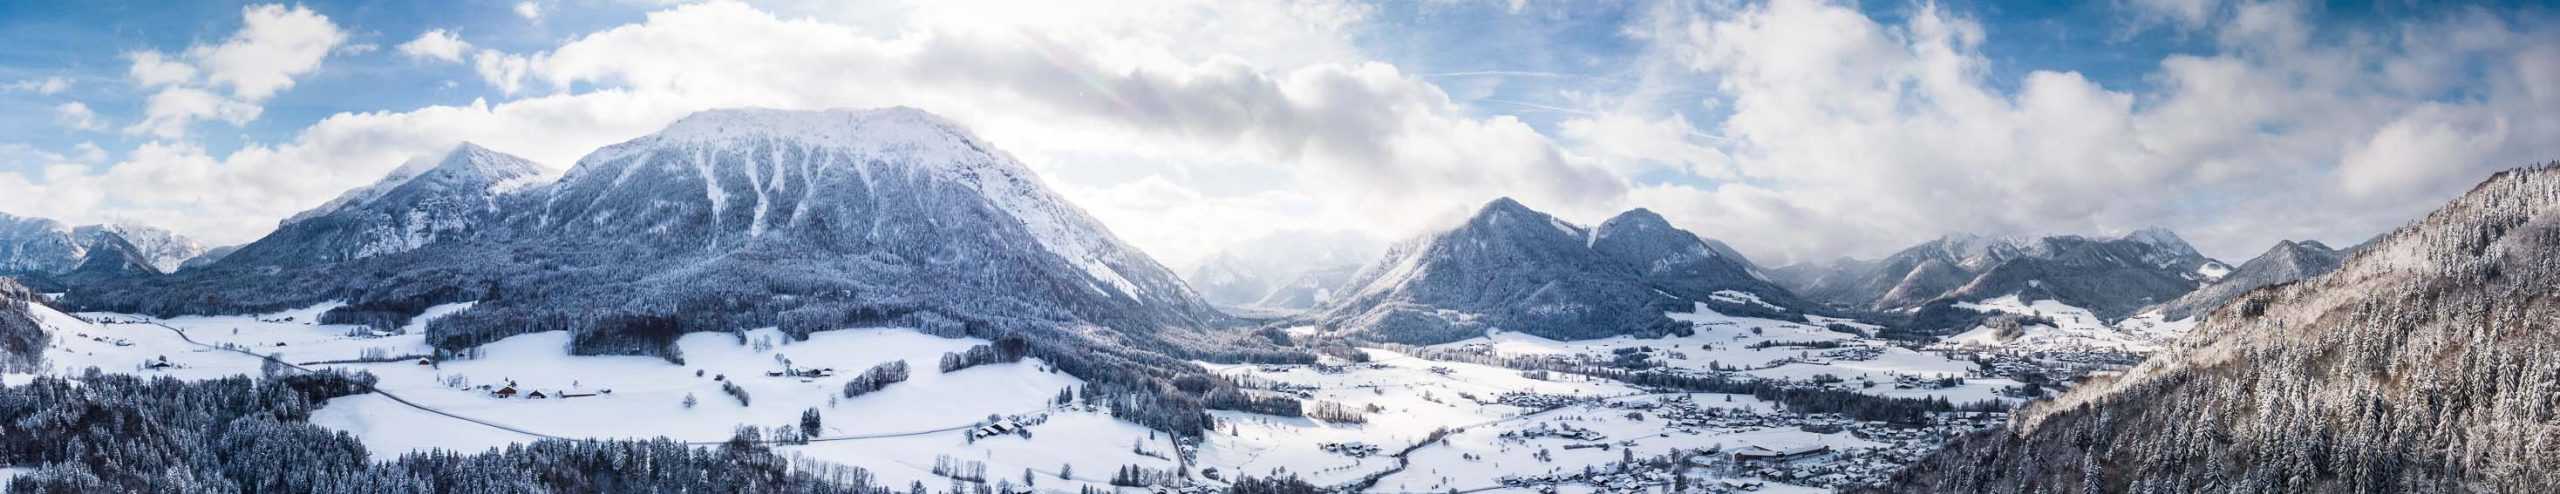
1772 228 2228 335
1183 230 1383 311
1887 162 2560 492
0 213 210 278
1310 198 1817 344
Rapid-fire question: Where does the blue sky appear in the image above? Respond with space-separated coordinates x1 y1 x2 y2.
0 0 2552 267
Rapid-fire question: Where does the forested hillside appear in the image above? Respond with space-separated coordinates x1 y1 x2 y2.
1882 163 2560 493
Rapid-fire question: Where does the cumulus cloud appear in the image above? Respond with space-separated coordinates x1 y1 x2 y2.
115 4 344 138
128 86 263 139
1611 0 2559 263
125 51 197 87
53 102 100 131
12 0 2552 270
192 4 347 100
398 29 473 63
514 2 541 21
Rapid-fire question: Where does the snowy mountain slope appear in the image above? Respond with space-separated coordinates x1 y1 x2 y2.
73 109 1257 426
220 142 547 267
0 214 83 274
1312 198 1815 344
62 233 161 283
176 245 239 272
73 224 204 273
2151 239 2349 321
1885 162 2560 492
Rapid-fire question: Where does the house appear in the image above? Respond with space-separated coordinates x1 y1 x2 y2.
492 385 518 398
1730 444 1831 464
528 391 549 399
417 358 433 366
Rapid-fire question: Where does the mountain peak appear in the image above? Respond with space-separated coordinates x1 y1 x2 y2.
1601 207 1670 228
2123 226 2199 256
1474 196 1534 217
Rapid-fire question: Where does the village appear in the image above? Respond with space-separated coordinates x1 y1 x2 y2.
1483 394 2012 492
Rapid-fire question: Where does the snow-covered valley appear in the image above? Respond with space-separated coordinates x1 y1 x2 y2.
0 293 2085 493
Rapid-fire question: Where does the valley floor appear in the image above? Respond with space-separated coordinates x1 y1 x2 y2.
2 298 2162 493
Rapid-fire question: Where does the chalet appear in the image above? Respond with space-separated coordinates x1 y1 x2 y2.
416 358 433 366
492 385 519 398
528 391 549 399
970 419 1022 439
1731 444 1831 465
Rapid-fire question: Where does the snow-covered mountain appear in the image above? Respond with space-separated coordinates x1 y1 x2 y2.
1890 162 2560 491
221 142 546 267
0 213 205 275
1312 198 1815 344
0 213 85 274
74 224 203 273
82 108 1231 360
1778 228 2223 326
2151 239 2349 322
1183 230 1383 311
63 233 161 282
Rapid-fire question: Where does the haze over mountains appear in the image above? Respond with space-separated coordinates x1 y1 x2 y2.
1184 230 1383 311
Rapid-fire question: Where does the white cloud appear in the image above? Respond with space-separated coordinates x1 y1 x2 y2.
112 4 344 138
471 49 536 94
514 1 542 21
128 87 263 139
71 142 107 163
191 4 347 100
53 102 100 130
15 0 2551 270
126 51 197 87
2 77 70 94
398 29 473 63
1617 0 2559 263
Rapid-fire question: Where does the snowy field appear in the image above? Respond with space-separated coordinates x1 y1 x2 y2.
1197 349 1641 486
6 301 1175 492
1427 303 2018 404
6 298 2039 493
1935 295 2165 353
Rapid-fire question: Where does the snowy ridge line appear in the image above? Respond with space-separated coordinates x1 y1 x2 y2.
138 320 1053 446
